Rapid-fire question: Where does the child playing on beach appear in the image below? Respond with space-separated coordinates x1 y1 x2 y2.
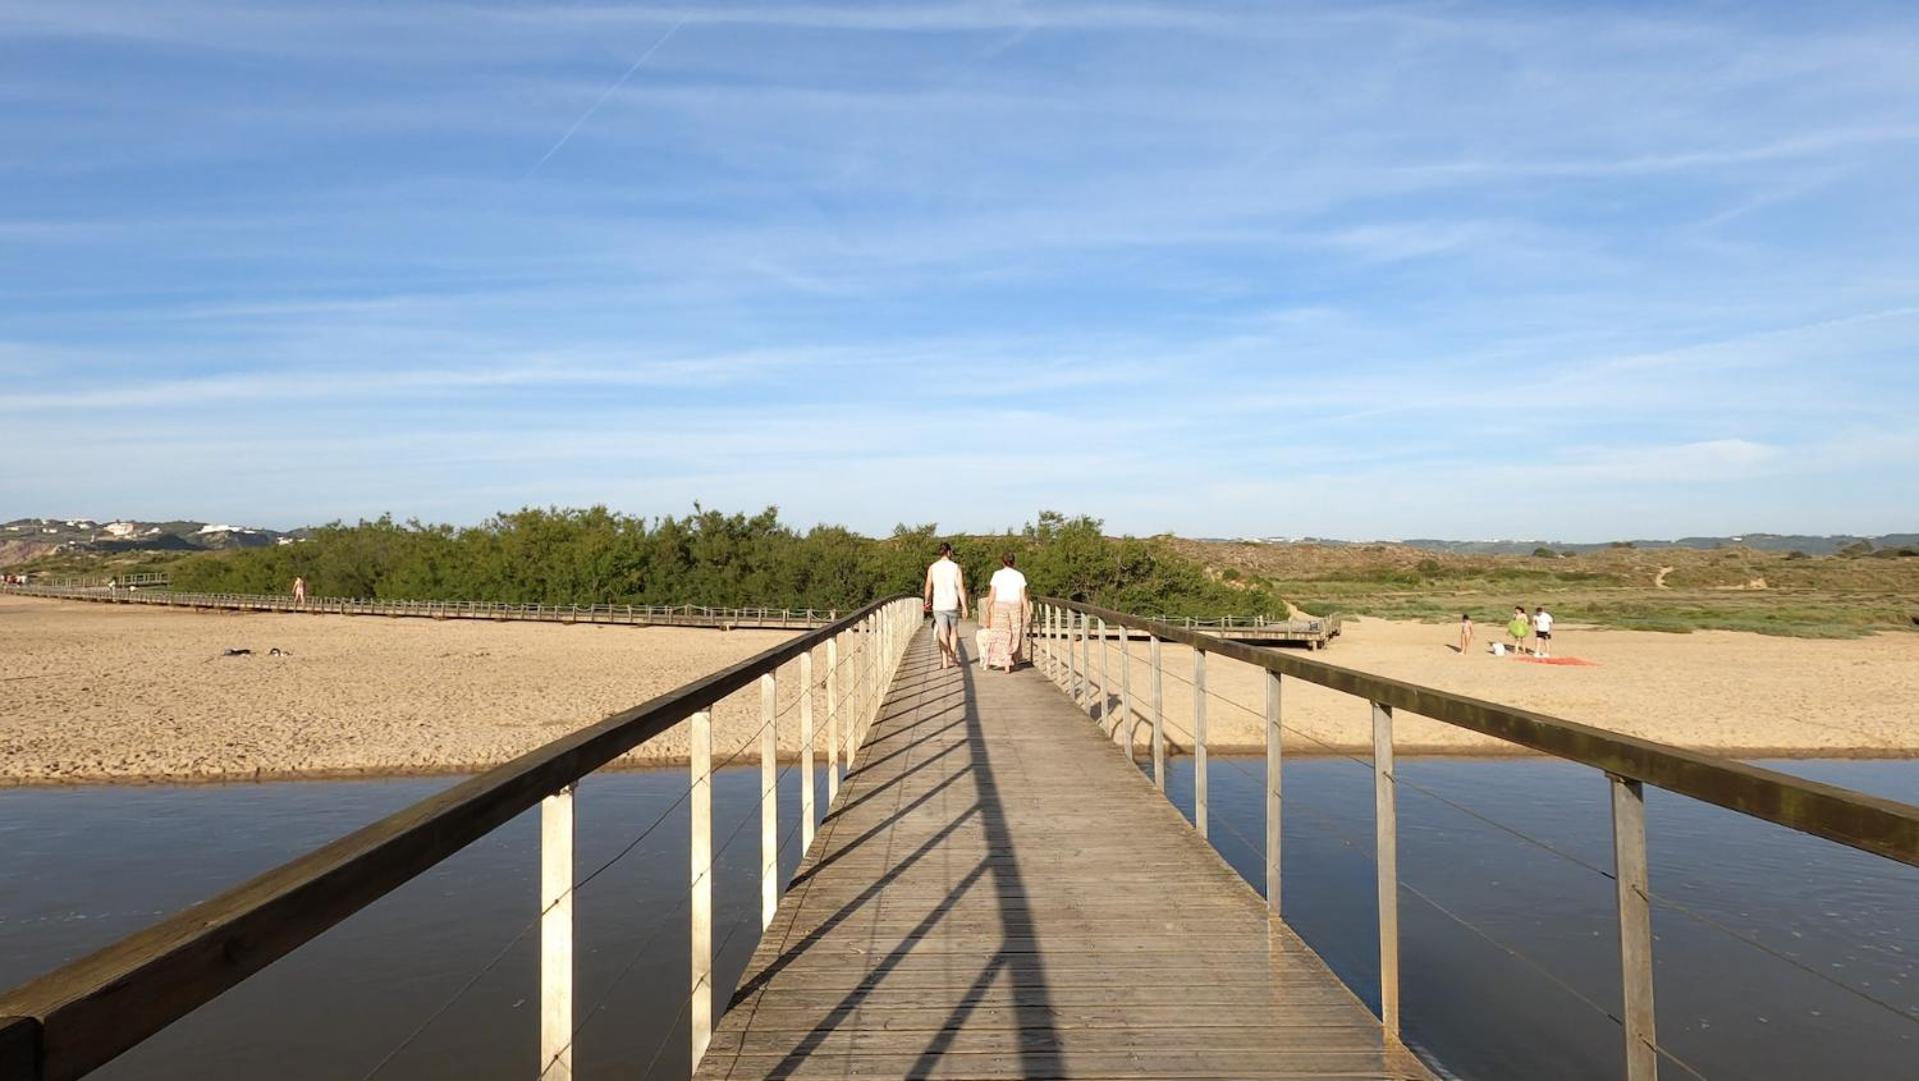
1458 613 1474 655
1507 607 1529 655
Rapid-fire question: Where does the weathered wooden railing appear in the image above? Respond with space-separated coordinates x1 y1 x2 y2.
0 595 923 1081
1033 597 1919 1081
0 583 840 630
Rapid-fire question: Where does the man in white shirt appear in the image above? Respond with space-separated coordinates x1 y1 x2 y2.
1533 606 1554 657
985 554 1031 670
923 543 968 669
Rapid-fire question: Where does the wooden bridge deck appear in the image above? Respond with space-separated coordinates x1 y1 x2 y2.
696 625 1437 1080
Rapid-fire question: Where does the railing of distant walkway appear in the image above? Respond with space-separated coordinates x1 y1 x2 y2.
0 595 923 1081
1033 597 1919 1081
0 583 840 629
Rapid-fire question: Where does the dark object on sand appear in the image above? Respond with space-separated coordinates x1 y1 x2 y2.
222 648 252 657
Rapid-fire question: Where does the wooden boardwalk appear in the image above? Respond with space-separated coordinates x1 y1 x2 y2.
696 625 1438 1080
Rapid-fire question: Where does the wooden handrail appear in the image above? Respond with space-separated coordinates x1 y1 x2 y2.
0 595 914 1081
1040 597 1919 870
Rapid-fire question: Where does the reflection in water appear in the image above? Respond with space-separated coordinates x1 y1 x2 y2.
0 758 1914 1080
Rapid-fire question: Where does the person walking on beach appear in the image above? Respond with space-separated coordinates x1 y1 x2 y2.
984 554 1031 672
292 576 307 605
1533 605 1554 658
923 544 967 669
1507 606 1529 655
1458 613 1474 655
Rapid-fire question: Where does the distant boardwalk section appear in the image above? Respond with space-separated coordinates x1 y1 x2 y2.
0 583 837 630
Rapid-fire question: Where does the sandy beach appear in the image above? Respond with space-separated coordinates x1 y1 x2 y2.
0 596 852 784
1084 616 1919 757
3 596 1916 783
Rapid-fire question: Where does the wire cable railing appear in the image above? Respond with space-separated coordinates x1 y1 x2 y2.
393 638 877 1081
0 595 922 1081
1123 632 1919 1029
1031 599 1919 1081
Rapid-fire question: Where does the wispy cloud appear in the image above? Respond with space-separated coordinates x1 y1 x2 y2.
3 0 1917 536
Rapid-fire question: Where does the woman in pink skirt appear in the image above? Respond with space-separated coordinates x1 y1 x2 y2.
982 553 1030 672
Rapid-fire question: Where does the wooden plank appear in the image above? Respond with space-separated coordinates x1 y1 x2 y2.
697 623 1435 1081
826 637 840 804
1266 668 1282 915
539 786 574 1080
1611 775 1659 1081
1194 649 1208 839
1372 702 1399 1039
691 708 715 1068
802 650 816 854
762 672 779 930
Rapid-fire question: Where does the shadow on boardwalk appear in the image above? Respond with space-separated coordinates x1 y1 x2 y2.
699 625 1433 1080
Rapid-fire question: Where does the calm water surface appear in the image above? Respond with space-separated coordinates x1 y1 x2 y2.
1 757 1914 1080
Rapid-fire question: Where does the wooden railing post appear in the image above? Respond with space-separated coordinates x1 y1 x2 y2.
864 614 878 750
0 1016 39 1081
800 650 816 853
1093 618 1107 721
1194 648 1209 839
1042 606 1055 681
1052 606 1062 682
1062 609 1076 699
1373 701 1400 1039
1076 612 1091 707
1265 670 1282 915
1150 634 1165 791
1119 625 1135 750
540 783 575 1080
1612 774 1659 1081
760 672 778 930
825 637 840 804
689 709 713 1068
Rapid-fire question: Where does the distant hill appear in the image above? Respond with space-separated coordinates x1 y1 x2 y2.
0 517 302 565
1393 534 1919 556
1209 533 1916 556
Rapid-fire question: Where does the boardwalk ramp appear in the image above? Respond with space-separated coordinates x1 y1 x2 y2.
697 624 1435 1080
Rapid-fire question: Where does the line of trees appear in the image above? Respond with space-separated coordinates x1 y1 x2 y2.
166 507 1282 617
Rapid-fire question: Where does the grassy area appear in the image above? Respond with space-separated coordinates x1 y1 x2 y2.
1287 587 1912 638
1173 539 1919 639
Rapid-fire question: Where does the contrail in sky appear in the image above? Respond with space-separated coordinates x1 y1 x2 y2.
526 12 689 176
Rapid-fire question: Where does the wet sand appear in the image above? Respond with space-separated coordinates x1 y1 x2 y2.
4 597 1917 783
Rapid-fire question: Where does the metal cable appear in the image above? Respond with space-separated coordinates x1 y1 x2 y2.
1146 657 1628 886
1644 888 1919 1026
546 756 821 1077
357 914 543 1079
362 656 847 1079
1165 663 1919 1027
1043 633 1878 1072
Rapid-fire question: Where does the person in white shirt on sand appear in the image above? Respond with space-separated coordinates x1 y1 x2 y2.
922 544 968 670
1533 606 1554 657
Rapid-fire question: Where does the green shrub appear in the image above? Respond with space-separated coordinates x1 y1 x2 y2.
168 507 1282 619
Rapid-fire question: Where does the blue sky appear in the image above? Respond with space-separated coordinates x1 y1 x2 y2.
3 1 1916 540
